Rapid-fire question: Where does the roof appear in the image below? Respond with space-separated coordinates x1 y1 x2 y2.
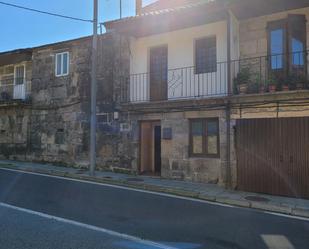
141 0 212 13
104 0 217 28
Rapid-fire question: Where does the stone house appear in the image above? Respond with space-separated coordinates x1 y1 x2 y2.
0 34 130 168
1 0 309 199
103 0 309 199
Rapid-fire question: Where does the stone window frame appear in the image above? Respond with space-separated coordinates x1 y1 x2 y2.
189 118 220 158
194 36 217 74
55 51 70 77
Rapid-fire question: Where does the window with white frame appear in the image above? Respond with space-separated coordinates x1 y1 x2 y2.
55 52 69 77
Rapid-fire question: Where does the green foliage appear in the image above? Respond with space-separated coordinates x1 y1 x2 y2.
234 67 251 86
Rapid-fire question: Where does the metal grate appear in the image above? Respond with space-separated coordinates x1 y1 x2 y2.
244 196 270 202
126 178 144 182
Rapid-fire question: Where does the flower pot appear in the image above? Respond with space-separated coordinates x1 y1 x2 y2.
238 84 248 94
268 84 277 93
282 84 289 91
259 85 266 93
296 83 304 90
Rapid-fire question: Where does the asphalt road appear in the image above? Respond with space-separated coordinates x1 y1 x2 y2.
0 168 309 249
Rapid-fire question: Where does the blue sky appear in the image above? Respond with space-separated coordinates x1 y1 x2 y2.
0 0 156 52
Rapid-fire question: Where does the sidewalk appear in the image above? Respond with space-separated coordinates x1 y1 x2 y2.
1 160 309 218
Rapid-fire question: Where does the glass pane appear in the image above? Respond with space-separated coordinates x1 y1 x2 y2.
207 135 218 155
62 53 68 74
56 54 62 75
192 121 203 154
15 66 24 85
207 120 218 155
195 37 217 74
292 38 304 66
207 120 218 136
271 29 283 69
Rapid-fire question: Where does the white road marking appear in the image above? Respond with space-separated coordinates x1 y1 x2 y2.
263 211 309 222
1 167 309 222
0 202 177 249
0 167 234 208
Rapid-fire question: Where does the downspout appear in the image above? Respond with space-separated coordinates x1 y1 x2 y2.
225 8 232 189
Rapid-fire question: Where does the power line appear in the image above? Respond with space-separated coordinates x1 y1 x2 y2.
0 1 93 23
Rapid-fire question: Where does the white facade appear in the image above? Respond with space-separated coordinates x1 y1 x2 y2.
129 21 232 102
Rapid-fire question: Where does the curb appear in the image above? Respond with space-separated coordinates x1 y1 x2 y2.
1 164 309 219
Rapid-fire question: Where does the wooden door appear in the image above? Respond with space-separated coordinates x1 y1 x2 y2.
149 46 168 101
236 117 309 199
140 122 153 173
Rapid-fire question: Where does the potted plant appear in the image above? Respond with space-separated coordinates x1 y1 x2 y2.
288 73 307 90
282 83 290 91
296 75 307 90
267 73 278 93
234 67 251 94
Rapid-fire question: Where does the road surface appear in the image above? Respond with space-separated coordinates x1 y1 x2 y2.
0 168 308 249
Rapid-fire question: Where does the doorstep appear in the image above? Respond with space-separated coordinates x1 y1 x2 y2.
0 160 309 219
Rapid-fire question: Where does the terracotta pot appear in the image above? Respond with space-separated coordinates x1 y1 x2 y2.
268 84 277 93
282 85 289 91
238 84 248 94
296 83 304 90
259 85 266 93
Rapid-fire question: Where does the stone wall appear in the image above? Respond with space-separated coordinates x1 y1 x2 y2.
239 7 309 58
0 107 30 160
0 34 132 168
123 108 229 185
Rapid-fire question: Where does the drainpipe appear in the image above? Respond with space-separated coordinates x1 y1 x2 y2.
225 9 232 189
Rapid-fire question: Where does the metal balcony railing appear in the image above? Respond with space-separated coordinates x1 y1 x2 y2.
120 50 309 103
231 50 309 95
0 78 31 102
120 63 228 103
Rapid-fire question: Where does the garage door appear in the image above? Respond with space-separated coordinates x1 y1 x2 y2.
236 117 309 199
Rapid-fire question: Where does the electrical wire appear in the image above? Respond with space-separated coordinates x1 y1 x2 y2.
0 1 93 23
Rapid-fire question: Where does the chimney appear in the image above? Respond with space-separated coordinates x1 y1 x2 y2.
136 0 142 15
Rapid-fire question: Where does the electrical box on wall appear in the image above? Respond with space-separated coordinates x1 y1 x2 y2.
120 123 131 132
162 127 172 140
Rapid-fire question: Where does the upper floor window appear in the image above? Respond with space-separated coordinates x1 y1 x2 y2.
55 52 69 77
14 65 25 85
267 15 306 74
195 36 217 74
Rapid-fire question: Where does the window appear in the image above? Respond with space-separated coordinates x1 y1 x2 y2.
55 129 65 145
189 118 219 157
14 65 25 85
267 15 306 73
55 52 69 76
195 37 217 74
270 29 284 70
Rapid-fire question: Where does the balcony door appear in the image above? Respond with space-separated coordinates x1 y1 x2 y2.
13 65 26 100
149 46 168 101
267 15 307 81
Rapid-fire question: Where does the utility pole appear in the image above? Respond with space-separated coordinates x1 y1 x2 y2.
90 0 98 176
120 0 122 18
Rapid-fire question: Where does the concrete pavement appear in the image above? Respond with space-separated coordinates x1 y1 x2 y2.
0 160 309 218
0 168 309 249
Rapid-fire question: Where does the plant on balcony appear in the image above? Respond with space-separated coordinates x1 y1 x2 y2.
0 91 11 101
267 73 278 93
287 73 307 90
234 67 251 94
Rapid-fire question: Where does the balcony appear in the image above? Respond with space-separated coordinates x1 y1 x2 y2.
232 50 309 95
120 50 309 103
0 78 31 104
121 63 228 103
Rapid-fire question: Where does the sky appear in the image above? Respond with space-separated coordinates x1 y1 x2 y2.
0 0 157 52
